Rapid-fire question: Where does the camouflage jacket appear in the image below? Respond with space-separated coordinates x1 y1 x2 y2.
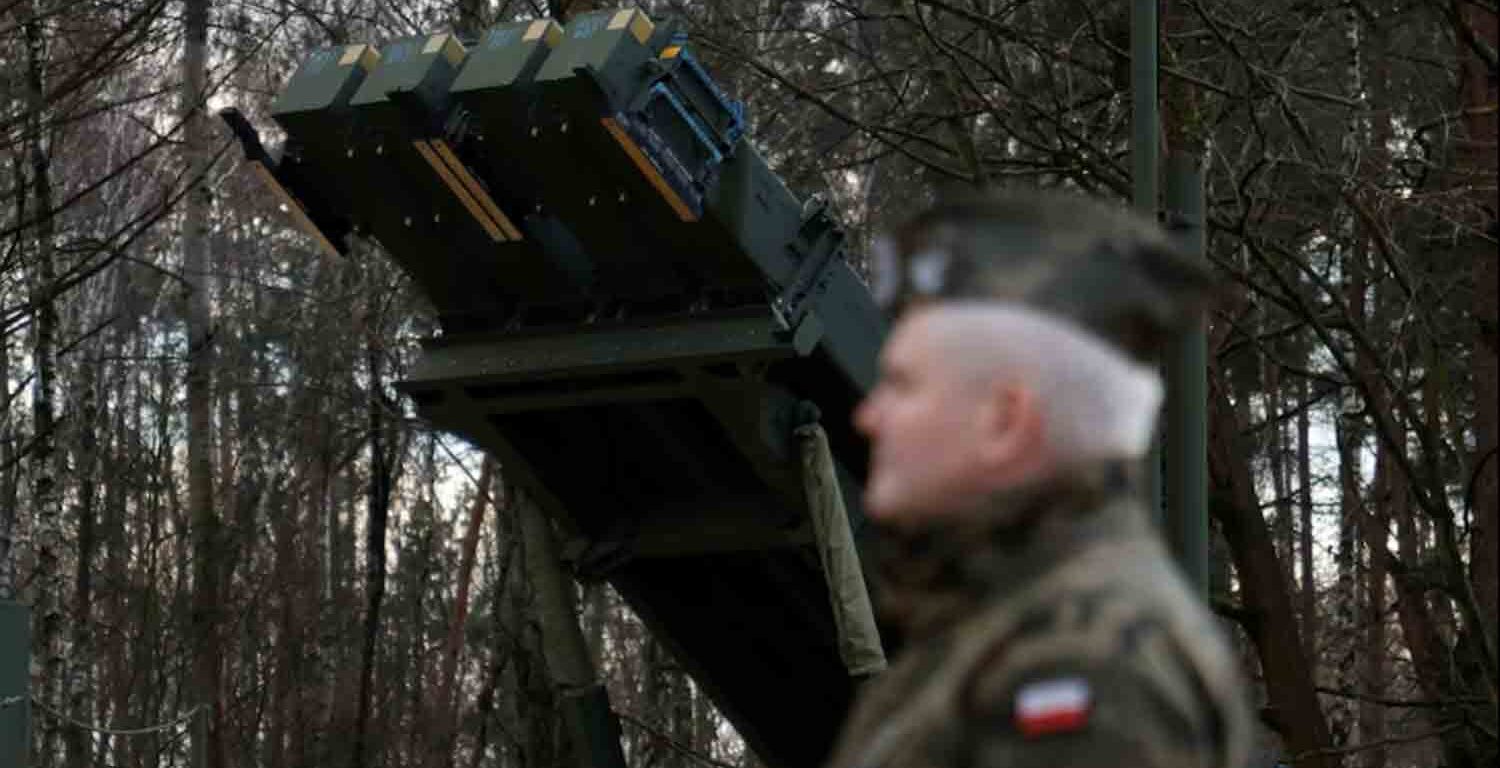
826 463 1251 768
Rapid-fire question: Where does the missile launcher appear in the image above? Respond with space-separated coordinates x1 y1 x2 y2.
231 10 889 766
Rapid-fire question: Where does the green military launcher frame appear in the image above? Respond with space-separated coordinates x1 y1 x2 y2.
230 8 889 767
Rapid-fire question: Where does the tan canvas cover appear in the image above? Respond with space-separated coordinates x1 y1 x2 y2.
797 423 888 677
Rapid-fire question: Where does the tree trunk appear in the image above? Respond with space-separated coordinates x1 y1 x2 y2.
428 457 496 768
0 154 16 600
23 3 64 763
267 481 299 768
1332 403 1362 750
1453 0 1499 702
1296 375 1317 662
404 500 437 766
1209 364 1334 767
181 0 222 765
472 486 520 768
65 335 100 768
643 635 673 768
1334 130 1371 747
1265 360 1296 589
585 583 608 666
103 291 133 768
549 0 607 22
351 333 396 768
1360 446 1392 768
454 0 488 37
1389 460 1483 767
500 494 555 768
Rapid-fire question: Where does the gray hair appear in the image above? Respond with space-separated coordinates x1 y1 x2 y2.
926 303 1164 463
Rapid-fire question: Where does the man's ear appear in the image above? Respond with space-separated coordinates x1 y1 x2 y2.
975 382 1044 471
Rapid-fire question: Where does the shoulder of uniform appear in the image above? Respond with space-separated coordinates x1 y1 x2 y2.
955 584 1250 768
960 584 1184 712
955 659 1220 768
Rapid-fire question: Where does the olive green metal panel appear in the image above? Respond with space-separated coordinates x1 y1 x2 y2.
403 312 794 389
346 36 504 246
0 601 30 767
452 20 560 95
271 44 377 132
702 138 802 286
271 48 427 263
349 33 466 111
535 9 657 101
804 262 886 391
274 41 584 324
455 34 704 300
345 35 571 303
447 20 559 195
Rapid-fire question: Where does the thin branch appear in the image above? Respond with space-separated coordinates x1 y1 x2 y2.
1314 686 1490 710
1291 722 1462 759
616 710 739 768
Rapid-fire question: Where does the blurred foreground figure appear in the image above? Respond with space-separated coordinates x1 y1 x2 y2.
827 191 1251 768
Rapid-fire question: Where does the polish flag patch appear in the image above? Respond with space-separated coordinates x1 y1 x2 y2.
1013 677 1093 738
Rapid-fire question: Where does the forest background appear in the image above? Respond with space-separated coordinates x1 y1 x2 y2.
0 1 1494 767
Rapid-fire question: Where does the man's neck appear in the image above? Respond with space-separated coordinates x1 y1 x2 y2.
869 458 1150 641
941 456 1144 529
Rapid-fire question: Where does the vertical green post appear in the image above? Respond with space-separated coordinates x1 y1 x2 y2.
1132 0 1163 520
1131 0 1160 211
1 601 31 766
1164 152 1209 596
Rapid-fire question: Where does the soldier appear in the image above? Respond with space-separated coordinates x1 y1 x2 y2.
826 191 1252 768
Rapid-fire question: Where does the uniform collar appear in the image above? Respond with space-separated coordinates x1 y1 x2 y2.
871 460 1148 641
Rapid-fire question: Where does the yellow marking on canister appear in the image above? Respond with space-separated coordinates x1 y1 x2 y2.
660 45 682 59
600 117 696 222
249 162 341 258
413 140 508 242
607 8 655 45
431 139 523 241
338 43 379 71
422 33 466 67
523 19 564 48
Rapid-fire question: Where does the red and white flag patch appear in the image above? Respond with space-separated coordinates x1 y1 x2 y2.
1013 677 1093 738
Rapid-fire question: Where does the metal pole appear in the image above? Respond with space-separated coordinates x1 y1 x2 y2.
1131 0 1163 521
1 601 31 767
1164 152 1209 596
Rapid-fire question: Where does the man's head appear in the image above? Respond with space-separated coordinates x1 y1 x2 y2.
854 189 1213 524
869 190 1215 363
854 303 1164 523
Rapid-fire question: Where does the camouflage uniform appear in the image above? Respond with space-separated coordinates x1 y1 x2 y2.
827 191 1252 768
